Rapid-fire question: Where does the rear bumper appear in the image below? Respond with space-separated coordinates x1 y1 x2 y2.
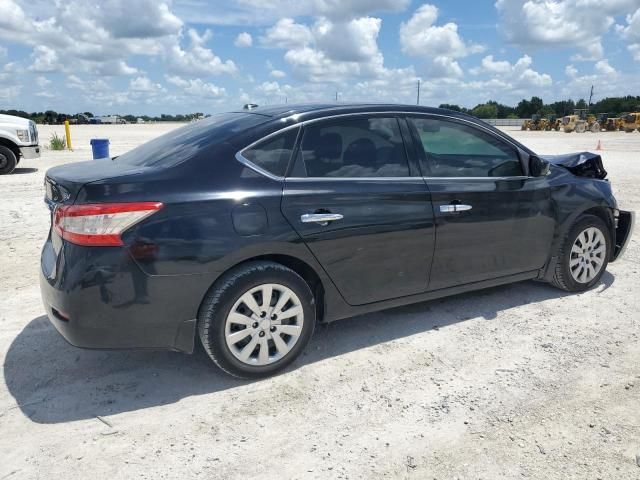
39 237 205 353
20 145 40 159
612 210 634 261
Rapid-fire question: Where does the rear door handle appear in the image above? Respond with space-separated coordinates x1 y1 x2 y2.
440 204 472 213
301 213 344 226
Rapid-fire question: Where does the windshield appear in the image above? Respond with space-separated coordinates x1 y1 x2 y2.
117 113 268 167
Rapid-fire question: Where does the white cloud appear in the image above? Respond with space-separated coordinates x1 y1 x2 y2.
129 76 165 93
165 75 226 97
314 17 382 62
0 0 236 80
470 55 511 75
270 69 286 78
35 76 51 88
400 4 484 78
262 14 408 86
234 32 253 47
28 45 60 72
174 0 410 25
496 0 638 61
261 18 314 49
0 0 179 75
100 0 182 38
565 64 578 78
594 59 617 75
616 8 640 60
166 29 237 76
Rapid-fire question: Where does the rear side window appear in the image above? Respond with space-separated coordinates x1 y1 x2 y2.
408 117 523 177
296 117 409 178
242 128 298 177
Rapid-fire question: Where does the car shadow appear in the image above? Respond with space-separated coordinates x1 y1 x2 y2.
11 167 39 174
3 273 614 424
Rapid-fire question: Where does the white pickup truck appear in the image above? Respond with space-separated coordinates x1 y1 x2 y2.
0 113 40 174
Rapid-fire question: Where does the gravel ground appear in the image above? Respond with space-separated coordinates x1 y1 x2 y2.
1 124 639 479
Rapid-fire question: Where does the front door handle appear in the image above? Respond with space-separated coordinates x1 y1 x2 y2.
301 213 344 226
440 204 472 213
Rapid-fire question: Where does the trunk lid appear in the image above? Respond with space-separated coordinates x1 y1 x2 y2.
44 158 153 207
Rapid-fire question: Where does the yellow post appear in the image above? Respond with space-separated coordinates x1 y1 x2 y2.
64 120 73 150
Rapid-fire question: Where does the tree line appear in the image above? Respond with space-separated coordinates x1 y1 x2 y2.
0 110 205 124
3 96 640 122
442 95 640 119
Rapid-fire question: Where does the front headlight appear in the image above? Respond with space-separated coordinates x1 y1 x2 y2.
16 129 29 142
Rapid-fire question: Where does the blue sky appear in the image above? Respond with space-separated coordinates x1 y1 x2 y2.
0 0 639 115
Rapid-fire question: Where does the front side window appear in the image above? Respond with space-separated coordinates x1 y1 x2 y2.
408 117 523 177
296 117 410 178
242 127 298 177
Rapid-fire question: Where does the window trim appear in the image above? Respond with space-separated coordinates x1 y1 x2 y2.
235 124 301 181
236 111 533 181
405 114 527 180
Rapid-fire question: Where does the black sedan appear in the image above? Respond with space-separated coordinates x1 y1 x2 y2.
40 104 634 378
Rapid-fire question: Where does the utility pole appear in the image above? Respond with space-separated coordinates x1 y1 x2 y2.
416 79 420 105
588 85 594 108
335 91 338 102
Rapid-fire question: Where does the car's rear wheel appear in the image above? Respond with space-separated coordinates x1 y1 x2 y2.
198 261 315 378
0 146 17 175
551 214 610 292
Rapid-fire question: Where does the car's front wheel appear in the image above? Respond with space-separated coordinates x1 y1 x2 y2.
551 214 610 292
198 261 315 378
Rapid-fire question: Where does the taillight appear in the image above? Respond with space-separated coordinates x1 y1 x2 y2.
53 202 163 246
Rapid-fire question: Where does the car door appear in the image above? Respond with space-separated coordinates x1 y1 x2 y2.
406 115 555 291
280 115 435 306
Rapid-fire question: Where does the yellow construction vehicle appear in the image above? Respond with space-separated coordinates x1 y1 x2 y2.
562 109 600 133
597 113 624 131
543 114 561 131
623 112 640 132
521 114 543 131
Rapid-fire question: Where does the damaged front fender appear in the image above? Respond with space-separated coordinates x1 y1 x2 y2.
540 151 608 180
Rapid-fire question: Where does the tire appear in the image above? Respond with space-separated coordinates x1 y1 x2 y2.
575 123 586 133
589 123 600 133
198 261 316 378
0 145 17 175
550 214 610 292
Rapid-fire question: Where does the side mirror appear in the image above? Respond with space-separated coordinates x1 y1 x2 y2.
529 155 550 177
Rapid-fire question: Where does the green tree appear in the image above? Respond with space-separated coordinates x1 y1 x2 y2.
438 103 462 112
530 96 544 115
472 103 498 118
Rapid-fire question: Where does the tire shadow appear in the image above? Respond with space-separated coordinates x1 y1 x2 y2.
3 273 614 424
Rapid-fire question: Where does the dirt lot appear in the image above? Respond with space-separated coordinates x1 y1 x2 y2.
1 123 639 479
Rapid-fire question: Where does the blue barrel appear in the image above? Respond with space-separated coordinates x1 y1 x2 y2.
90 138 110 159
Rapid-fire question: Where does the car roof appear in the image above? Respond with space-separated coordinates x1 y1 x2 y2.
231 103 464 119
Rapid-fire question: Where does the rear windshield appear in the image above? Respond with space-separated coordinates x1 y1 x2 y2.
117 113 268 167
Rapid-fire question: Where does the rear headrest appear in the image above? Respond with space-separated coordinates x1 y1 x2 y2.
343 138 376 167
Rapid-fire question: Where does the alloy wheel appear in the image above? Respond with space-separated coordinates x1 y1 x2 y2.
224 283 304 366
570 227 606 283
